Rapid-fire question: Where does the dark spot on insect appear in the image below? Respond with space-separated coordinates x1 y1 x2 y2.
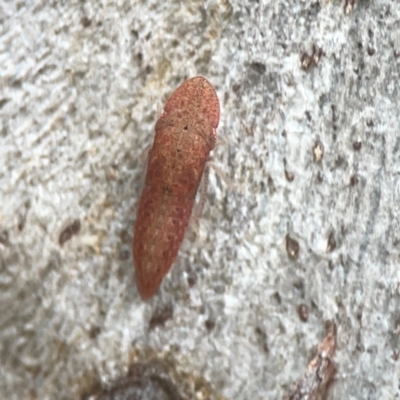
366 119 374 127
0 230 9 245
286 234 299 260
350 174 359 186
89 325 101 339
367 47 375 56
327 232 336 253
162 185 172 195
313 139 324 162
297 304 309 322
148 303 173 331
353 141 362 151
81 16 92 28
249 62 266 75
59 219 81 246
232 83 241 93
183 124 188 130
205 318 215 332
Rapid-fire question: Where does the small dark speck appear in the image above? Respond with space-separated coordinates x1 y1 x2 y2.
148 303 173 331
367 47 375 56
205 319 215 332
353 141 362 151
81 16 92 28
145 65 153 75
350 174 359 186
131 29 139 41
327 232 337 253
313 139 324 162
232 83 241 93
297 304 309 322
286 234 299 259
89 325 101 339
249 62 266 75
0 98 9 109
285 169 295 182
119 249 130 261
187 275 196 287
301 53 313 70
272 292 282 305
18 217 25 231
0 230 9 245
59 219 81 246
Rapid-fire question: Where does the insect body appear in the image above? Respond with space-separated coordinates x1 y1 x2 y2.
133 76 220 299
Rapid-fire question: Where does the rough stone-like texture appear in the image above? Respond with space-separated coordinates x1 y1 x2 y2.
0 0 399 399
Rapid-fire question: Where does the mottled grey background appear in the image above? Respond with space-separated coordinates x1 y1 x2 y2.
1 0 399 399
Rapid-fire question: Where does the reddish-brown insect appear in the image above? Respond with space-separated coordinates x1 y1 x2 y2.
133 76 220 299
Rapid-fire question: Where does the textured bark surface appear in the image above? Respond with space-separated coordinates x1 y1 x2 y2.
0 1 399 399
